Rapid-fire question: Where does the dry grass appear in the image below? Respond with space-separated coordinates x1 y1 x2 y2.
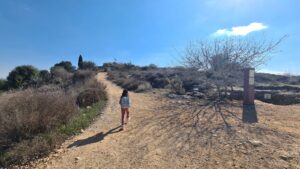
0 87 77 143
0 75 108 167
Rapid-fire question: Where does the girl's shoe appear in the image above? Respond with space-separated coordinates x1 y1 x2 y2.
125 117 130 124
121 125 125 131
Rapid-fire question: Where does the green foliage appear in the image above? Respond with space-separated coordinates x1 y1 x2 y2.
59 101 106 135
78 55 83 69
0 79 8 90
73 70 96 84
142 64 158 70
51 61 75 73
148 64 158 69
38 70 51 84
103 62 139 71
50 67 73 86
7 65 39 89
81 61 97 70
77 88 107 107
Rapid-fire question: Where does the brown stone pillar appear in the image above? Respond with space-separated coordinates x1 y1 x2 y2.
243 68 255 105
242 68 257 123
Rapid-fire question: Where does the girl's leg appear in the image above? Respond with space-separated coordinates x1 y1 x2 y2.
124 108 129 124
121 108 125 127
126 108 130 120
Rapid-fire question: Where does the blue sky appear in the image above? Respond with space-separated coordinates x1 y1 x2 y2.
0 0 299 78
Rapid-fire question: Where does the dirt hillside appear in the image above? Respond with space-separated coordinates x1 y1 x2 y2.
26 73 300 169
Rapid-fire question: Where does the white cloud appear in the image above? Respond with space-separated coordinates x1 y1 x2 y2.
213 22 268 36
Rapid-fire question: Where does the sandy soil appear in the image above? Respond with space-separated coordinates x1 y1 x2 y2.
26 73 300 169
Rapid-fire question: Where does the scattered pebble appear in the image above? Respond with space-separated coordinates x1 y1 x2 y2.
279 154 294 161
248 139 263 147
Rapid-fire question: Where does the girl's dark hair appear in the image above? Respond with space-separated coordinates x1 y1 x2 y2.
121 89 128 98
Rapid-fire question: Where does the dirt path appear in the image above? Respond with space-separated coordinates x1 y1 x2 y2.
31 72 300 169
33 73 170 169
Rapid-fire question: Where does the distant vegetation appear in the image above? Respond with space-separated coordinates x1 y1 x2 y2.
0 55 107 167
104 62 300 105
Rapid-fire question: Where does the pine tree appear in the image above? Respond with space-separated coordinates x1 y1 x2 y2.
78 55 83 69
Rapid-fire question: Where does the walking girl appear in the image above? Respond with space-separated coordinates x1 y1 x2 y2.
119 89 131 130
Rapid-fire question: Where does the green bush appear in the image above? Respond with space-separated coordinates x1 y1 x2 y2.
0 80 8 91
75 78 107 108
38 70 51 85
50 67 73 86
136 82 152 92
51 61 75 73
7 65 39 89
73 70 96 84
76 88 107 107
81 61 97 70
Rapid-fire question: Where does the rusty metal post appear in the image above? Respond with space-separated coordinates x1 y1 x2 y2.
243 68 255 105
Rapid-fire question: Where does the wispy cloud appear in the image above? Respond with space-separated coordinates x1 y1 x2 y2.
213 22 268 36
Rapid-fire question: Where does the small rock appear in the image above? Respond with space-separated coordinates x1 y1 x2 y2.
54 149 63 153
168 94 180 99
248 139 263 147
75 157 81 161
279 154 294 161
193 92 205 98
240 149 249 154
177 100 183 104
80 129 84 133
182 95 192 99
86 106 91 109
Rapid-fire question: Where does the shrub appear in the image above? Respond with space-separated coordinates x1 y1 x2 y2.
73 70 96 84
7 65 39 89
38 70 51 85
0 88 77 143
50 67 73 86
168 77 185 95
0 80 8 91
81 61 97 70
76 88 107 107
141 64 158 71
145 73 169 88
0 101 106 167
135 82 152 92
75 77 107 107
51 61 75 73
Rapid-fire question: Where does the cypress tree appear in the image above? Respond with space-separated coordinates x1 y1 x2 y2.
78 55 83 69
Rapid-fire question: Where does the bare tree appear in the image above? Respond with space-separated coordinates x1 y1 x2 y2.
182 36 287 99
